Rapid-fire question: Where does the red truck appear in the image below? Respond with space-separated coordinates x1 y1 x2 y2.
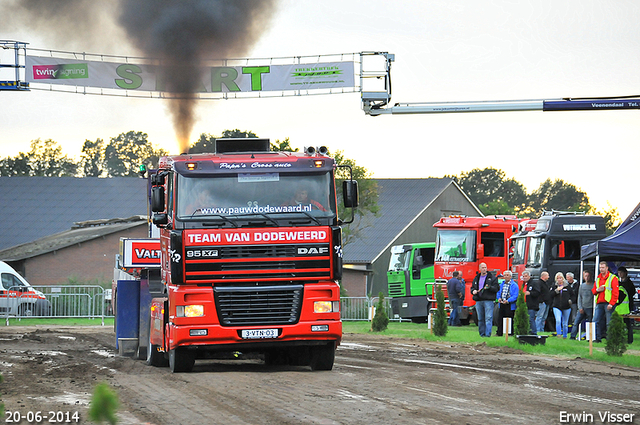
114 139 358 372
432 215 521 324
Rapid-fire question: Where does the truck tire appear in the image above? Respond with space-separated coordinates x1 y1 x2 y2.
146 338 168 367
169 347 195 373
309 342 335 371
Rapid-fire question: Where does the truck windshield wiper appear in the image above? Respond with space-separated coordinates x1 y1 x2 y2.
232 212 279 227
289 211 321 226
189 210 239 228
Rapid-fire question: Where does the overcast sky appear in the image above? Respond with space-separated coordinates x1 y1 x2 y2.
1 0 639 219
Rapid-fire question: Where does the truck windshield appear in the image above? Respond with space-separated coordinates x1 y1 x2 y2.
176 172 336 220
435 230 475 262
512 236 527 266
527 237 545 267
388 247 410 271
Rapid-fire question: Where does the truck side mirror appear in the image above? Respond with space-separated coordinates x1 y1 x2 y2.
152 213 168 226
151 186 165 212
342 180 359 208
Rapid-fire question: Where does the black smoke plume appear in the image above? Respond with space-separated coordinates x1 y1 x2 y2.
3 0 279 153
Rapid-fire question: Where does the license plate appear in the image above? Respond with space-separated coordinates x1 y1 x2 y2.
241 329 279 339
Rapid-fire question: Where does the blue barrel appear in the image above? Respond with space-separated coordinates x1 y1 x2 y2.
116 280 140 349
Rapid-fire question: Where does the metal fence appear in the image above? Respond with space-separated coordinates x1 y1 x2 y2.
2 290 392 325
2 285 112 326
340 296 402 321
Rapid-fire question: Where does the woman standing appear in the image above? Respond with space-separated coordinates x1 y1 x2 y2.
551 271 574 339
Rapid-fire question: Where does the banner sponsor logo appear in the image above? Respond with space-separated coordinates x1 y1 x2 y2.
32 63 89 80
26 56 355 93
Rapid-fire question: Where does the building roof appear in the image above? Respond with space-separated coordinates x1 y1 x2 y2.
0 177 148 250
0 216 147 261
343 178 455 264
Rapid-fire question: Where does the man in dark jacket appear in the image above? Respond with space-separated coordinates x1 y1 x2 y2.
618 266 636 343
447 271 464 326
535 271 551 333
522 271 541 335
471 263 499 337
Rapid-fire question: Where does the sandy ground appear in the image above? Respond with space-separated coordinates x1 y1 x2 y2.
1 325 639 424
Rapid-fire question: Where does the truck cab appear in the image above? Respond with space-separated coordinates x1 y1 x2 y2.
387 242 435 322
143 139 358 372
511 211 606 281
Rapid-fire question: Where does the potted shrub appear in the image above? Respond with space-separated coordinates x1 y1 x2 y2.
514 287 548 345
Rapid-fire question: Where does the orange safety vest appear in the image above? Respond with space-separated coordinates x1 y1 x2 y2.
595 272 618 305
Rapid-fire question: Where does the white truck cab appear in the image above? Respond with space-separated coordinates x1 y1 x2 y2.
0 261 51 316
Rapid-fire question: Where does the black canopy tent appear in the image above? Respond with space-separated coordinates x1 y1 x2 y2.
581 201 640 262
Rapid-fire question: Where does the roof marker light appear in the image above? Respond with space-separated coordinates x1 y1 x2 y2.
186 162 197 171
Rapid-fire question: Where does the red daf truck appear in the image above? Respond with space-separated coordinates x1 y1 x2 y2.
114 139 358 372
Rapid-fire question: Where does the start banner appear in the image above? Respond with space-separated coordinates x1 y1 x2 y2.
25 56 355 93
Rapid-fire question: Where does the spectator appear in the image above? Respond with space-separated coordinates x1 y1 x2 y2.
447 271 464 327
566 272 579 326
471 263 499 338
570 270 595 340
495 270 519 336
617 266 635 344
522 271 541 335
551 272 573 339
535 271 551 333
592 261 619 343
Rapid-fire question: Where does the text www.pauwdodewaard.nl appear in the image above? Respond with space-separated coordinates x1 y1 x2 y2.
199 204 312 215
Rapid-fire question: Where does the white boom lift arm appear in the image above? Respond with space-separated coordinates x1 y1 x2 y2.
360 51 640 116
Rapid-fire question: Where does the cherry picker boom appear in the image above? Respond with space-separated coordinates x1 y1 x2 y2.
360 51 640 116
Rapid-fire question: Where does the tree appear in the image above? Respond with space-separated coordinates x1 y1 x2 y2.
0 139 77 177
449 167 527 215
432 285 448 337
27 138 78 177
270 137 298 152
88 382 118 425
605 311 627 356
80 138 105 177
590 202 621 235
103 131 167 177
189 130 258 154
222 129 257 139
513 287 530 336
371 292 389 332
333 150 380 245
0 152 30 176
189 133 217 154
528 178 590 216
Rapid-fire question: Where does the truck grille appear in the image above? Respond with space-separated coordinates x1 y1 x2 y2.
388 282 406 297
214 284 303 326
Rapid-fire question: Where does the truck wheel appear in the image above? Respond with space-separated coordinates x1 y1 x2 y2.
169 348 195 373
309 342 335 371
146 338 168 367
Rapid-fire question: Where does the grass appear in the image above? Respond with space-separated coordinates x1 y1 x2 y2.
1 317 114 327
343 321 640 368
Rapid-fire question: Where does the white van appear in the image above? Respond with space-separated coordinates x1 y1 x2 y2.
0 261 51 316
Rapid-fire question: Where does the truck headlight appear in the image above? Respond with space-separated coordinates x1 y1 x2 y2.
314 301 340 313
176 305 204 317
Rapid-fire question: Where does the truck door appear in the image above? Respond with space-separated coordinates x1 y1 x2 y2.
479 231 506 274
412 247 435 281
547 238 581 278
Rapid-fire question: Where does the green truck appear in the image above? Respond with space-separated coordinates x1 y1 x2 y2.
387 243 435 322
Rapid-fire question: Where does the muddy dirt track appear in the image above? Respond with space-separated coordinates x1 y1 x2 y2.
1 326 639 425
